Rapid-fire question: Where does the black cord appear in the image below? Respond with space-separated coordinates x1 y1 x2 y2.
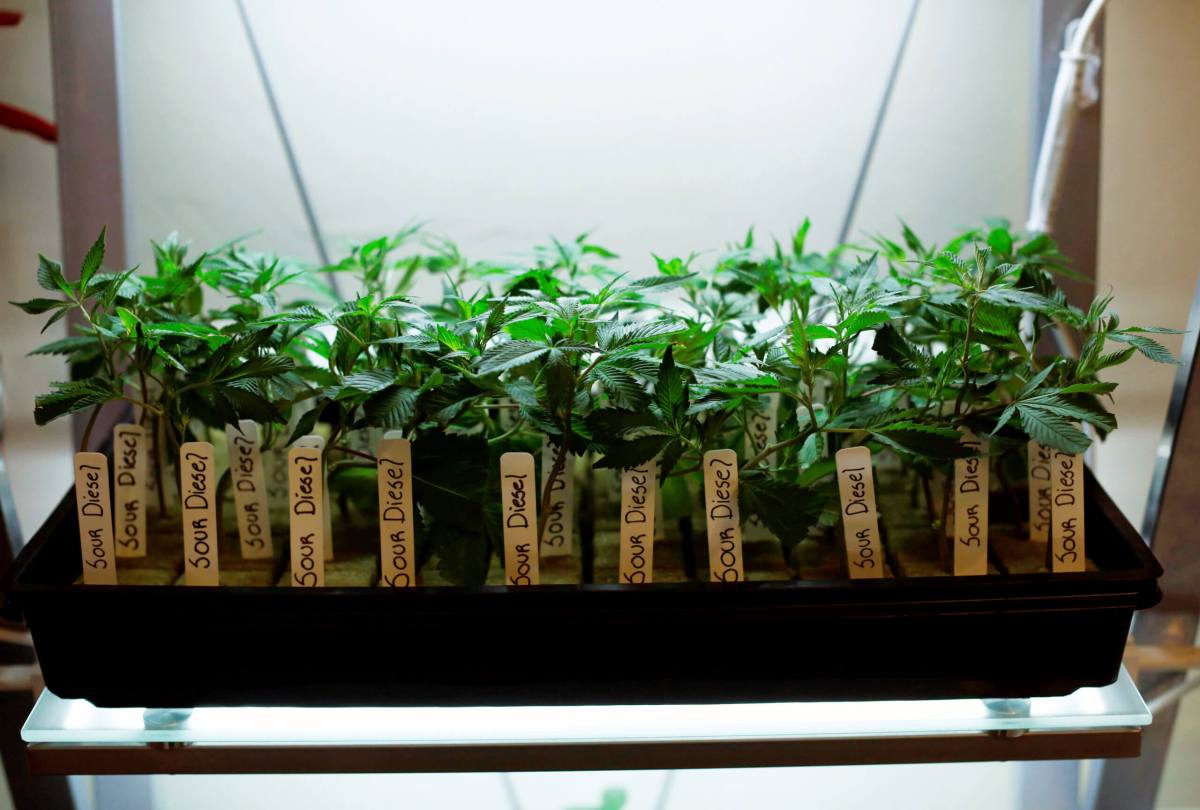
837 0 922 245
233 0 339 296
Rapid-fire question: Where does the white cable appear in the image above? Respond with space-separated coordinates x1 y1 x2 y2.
1026 0 1108 234
1146 674 1200 716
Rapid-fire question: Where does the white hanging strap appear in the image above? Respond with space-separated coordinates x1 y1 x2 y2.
1026 0 1108 234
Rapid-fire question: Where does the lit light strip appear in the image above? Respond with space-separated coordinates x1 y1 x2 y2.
25 669 1148 747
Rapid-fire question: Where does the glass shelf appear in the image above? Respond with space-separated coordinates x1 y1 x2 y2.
21 668 1152 774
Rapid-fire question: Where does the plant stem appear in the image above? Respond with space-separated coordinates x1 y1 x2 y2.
938 297 978 559
214 468 232 545
994 459 1023 524
536 438 569 545
331 444 376 462
79 405 102 453
741 428 813 470
329 459 376 472
153 415 168 517
537 359 581 544
487 418 525 446
952 298 977 419
137 352 151 428
120 395 163 415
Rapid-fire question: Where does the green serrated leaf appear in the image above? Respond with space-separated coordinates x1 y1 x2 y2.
27 335 98 357
37 255 69 294
1057 382 1117 395
10 297 66 315
1107 332 1177 364
364 385 417 429
838 310 891 338
869 421 969 459
596 318 683 352
80 227 106 288
594 435 670 470
740 475 827 551
34 380 117 425
478 340 550 375
286 406 323 446
1017 406 1091 454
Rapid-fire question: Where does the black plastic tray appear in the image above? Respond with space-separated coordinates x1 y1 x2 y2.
2 468 1161 708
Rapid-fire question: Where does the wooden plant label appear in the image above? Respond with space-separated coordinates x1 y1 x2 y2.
377 437 415 587
294 435 332 558
112 424 147 558
288 444 326 587
953 431 989 576
180 442 220 586
1027 440 1053 542
74 452 118 585
1051 450 1086 572
744 393 779 462
500 452 539 585
619 459 657 584
225 421 274 560
835 447 883 579
703 449 744 582
743 393 780 540
539 438 573 557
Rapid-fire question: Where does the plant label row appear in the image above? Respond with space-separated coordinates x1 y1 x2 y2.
953 431 989 576
377 437 415 587
112 423 147 558
288 440 326 587
500 451 539 585
703 449 744 582
619 458 657 584
835 447 884 579
539 438 573 558
1027 440 1052 542
180 442 220 586
1051 450 1085 572
743 393 779 541
294 434 333 559
74 451 119 585
225 421 274 560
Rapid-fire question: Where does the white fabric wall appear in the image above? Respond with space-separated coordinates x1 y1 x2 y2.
117 0 1032 274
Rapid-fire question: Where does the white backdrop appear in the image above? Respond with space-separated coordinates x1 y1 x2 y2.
117 0 1032 274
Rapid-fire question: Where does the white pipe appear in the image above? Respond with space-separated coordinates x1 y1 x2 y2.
1026 0 1108 233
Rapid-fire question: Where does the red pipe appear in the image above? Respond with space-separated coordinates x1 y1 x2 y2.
0 8 57 143
0 102 57 142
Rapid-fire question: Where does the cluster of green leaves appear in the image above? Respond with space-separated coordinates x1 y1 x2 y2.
14 219 1177 583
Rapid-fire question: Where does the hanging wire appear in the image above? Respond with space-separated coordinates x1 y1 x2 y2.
837 0 921 245
653 770 676 810
500 773 524 810
233 0 340 296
